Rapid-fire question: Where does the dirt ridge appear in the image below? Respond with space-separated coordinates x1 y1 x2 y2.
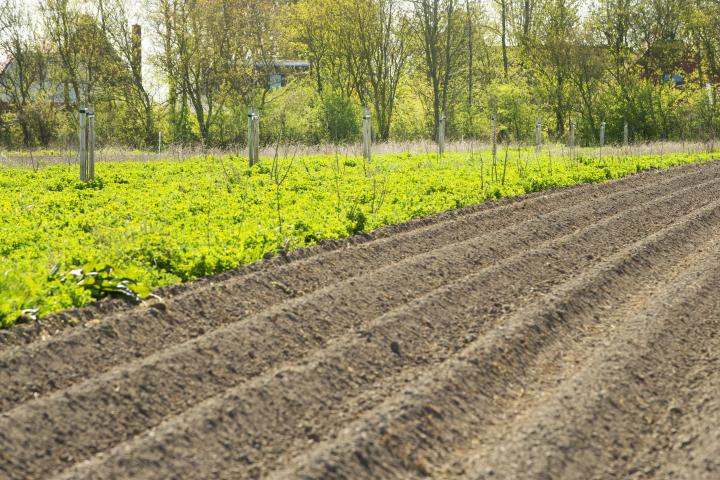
1 161 717 411
1 161 719 480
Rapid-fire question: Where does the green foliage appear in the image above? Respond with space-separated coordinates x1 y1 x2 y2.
486 81 538 142
0 149 717 327
391 79 432 141
316 90 362 144
55 265 150 304
262 82 316 144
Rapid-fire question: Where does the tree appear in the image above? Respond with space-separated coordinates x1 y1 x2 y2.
152 0 279 145
524 0 580 137
0 0 51 146
342 0 409 141
494 0 509 78
412 0 463 139
42 0 124 109
102 0 156 146
286 0 346 95
569 26 607 140
289 0 408 142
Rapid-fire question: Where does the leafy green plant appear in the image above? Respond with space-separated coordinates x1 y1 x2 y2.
55 265 150 304
0 147 716 327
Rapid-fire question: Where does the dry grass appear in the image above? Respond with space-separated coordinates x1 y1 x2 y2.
1 139 718 167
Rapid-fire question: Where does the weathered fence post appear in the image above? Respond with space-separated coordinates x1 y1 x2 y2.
599 121 606 148
491 114 497 164
79 107 96 181
623 122 629 147
87 108 95 180
247 108 253 165
158 131 162 153
362 106 372 163
253 111 259 163
79 107 87 182
708 82 714 106
438 110 446 156
247 108 259 166
568 120 576 164
535 118 542 157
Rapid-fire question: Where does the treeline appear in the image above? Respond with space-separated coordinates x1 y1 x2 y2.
1 0 719 149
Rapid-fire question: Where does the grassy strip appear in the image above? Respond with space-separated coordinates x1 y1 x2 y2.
0 149 716 327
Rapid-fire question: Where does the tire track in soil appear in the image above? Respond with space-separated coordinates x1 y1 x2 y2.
0 161 718 480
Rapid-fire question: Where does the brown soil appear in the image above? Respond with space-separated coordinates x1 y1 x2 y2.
1 161 720 479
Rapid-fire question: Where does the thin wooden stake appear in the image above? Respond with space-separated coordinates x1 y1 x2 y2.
568 120 575 166
362 107 372 163
438 110 446 157
87 108 95 180
79 107 87 182
253 112 259 163
248 108 259 166
623 122 629 147
491 114 497 169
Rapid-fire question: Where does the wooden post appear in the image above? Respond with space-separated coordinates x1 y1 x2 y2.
87 108 95 180
599 121 606 148
708 83 714 106
535 118 542 157
438 110 446 156
253 111 259 164
248 108 259 166
710 85 717 152
79 107 87 182
491 114 497 164
362 106 372 163
248 108 254 166
158 131 162 153
568 120 576 165
623 122 629 147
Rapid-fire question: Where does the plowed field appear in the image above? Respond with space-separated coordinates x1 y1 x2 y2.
1 160 719 479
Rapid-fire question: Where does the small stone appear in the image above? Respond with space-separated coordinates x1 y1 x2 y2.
669 405 683 415
390 341 401 355
149 301 167 312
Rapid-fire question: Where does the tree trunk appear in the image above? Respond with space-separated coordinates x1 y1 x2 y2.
501 0 508 78
467 0 473 109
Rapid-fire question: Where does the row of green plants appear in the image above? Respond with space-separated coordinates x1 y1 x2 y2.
1 148 717 327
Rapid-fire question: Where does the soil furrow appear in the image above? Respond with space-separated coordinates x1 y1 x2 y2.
7 170 718 479
1 161 719 480
454 239 720 479
1 162 716 414
3 162 711 352
46 177 720 480
264 196 720 480
649 364 720 479
432 230 720 477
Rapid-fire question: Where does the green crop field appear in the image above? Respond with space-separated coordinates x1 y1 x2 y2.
1 148 717 327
